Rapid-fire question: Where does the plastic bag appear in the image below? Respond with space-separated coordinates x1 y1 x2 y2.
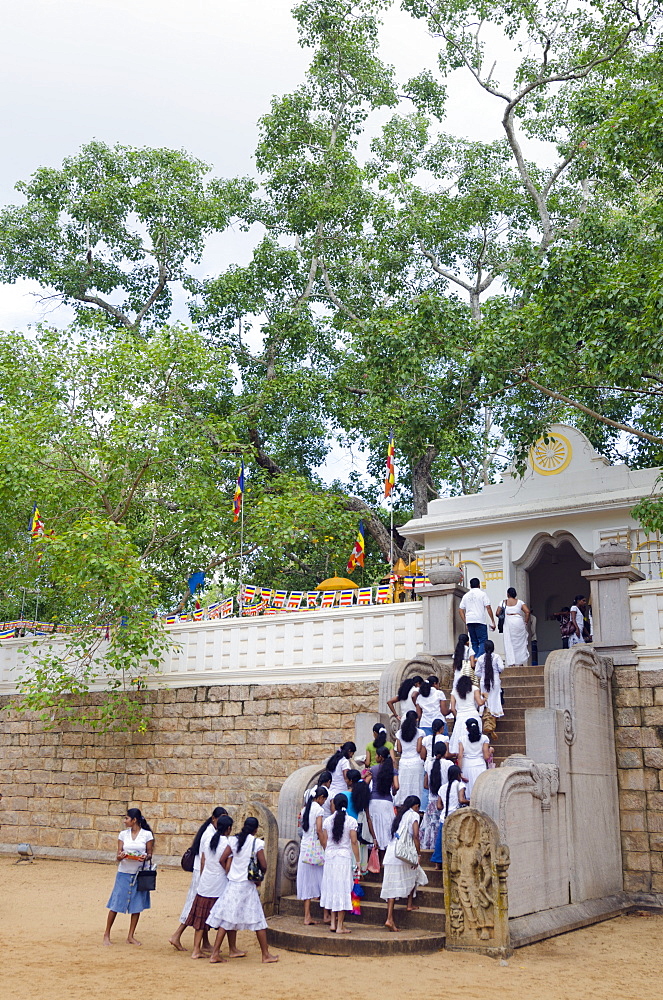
367 845 380 874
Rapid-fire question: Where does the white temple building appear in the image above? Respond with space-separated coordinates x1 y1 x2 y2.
400 424 662 661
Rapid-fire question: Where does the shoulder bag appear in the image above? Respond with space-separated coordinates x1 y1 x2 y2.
394 817 418 866
300 836 324 865
136 858 157 892
496 602 506 633
247 837 265 885
180 845 196 872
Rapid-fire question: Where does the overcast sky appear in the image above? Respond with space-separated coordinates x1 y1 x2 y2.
0 0 521 329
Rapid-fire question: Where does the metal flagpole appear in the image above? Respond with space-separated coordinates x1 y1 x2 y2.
239 471 245 616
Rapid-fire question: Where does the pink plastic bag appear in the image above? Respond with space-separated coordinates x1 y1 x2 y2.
367 845 380 874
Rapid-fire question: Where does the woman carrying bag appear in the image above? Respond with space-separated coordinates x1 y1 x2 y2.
103 807 154 946
380 795 428 932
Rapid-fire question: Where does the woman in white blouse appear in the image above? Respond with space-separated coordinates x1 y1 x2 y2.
104 808 154 946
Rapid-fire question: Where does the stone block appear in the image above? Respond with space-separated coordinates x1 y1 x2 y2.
222 701 242 717
643 706 663 726
616 708 641 727
648 812 663 832
644 749 663 769
176 688 196 702
650 833 663 852
621 810 646 832
641 728 663 749
616 688 652 707
617 749 643 768
651 873 663 892
619 790 646 810
623 871 652 892
616 728 641 748
638 669 663 688
622 831 649 852
624 851 651 871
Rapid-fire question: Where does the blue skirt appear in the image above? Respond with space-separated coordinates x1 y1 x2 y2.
107 871 151 914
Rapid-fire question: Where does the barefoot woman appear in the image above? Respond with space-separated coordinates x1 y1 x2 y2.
103 807 154 945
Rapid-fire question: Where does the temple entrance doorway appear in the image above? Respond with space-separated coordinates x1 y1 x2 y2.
518 534 591 662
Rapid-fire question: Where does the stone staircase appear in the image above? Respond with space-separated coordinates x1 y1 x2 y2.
267 849 445 956
491 662 545 765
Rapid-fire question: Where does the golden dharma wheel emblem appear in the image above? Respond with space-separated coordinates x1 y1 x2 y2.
530 434 572 475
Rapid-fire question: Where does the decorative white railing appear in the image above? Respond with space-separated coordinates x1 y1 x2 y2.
0 601 424 694
629 579 663 669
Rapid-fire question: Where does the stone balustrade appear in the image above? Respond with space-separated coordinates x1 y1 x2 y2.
629 579 663 671
0 601 424 695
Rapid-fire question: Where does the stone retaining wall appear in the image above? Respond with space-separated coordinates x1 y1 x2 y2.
0 681 378 862
613 664 663 897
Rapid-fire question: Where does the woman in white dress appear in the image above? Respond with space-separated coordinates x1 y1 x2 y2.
296 786 328 925
413 675 449 735
448 675 485 755
368 746 398 851
387 675 424 723
420 742 452 851
169 806 228 952
380 795 428 931
430 765 469 868
208 817 279 964
501 587 530 666
422 718 449 763
186 816 234 959
457 719 491 798
474 639 504 739
452 634 476 691
319 793 360 934
326 743 357 801
394 711 425 804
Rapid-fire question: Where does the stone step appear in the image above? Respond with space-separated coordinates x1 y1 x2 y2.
359 880 445 908
267 914 445 956
279 895 444 932
502 696 545 709
493 719 527 732
363 866 443 889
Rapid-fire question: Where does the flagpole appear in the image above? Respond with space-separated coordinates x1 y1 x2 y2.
239 483 245 617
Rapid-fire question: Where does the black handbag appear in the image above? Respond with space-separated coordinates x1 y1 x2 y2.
247 837 264 886
496 603 505 633
136 859 157 892
181 846 196 872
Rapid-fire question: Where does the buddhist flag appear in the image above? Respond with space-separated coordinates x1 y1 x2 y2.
28 504 44 539
233 461 244 522
384 432 395 498
347 521 366 573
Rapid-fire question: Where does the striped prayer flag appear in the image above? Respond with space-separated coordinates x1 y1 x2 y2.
384 431 395 498
0 627 15 639
207 602 220 613
165 614 177 626
272 590 287 608
338 590 355 607
346 520 366 573
179 614 190 622
193 608 204 621
242 584 257 602
320 592 336 608
261 588 274 604
28 503 44 538
376 584 392 603
233 461 244 522
286 592 303 610
221 597 233 617
357 588 373 605
306 592 319 607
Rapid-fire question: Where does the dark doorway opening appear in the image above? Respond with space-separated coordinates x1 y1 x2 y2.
527 538 590 661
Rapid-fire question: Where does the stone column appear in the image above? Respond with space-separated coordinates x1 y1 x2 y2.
581 541 644 666
421 556 466 657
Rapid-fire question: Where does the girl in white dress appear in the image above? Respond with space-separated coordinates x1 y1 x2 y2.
208 817 278 964
387 675 424 723
395 711 425 804
452 634 476 691
457 719 491 798
422 718 449 762
186 816 234 959
319 793 360 934
474 640 504 739
448 675 485 755
430 765 469 868
296 786 328 924
169 806 228 952
501 587 530 666
368 746 399 851
326 743 357 800
380 795 428 932
420 742 452 850
413 675 449 735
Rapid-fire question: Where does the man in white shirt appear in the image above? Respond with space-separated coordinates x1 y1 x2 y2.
459 577 496 658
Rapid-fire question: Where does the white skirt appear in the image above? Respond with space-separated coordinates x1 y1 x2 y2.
296 858 323 900
464 760 487 798
319 855 353 912
371 799 395 850
448 710 482 755
179 870 200 924
206 879 267 932
395 759 424 805
380 861 428 901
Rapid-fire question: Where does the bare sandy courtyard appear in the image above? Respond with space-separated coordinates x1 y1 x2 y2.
1 856 659 1000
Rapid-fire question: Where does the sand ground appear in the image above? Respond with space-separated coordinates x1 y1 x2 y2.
1 856 659 1000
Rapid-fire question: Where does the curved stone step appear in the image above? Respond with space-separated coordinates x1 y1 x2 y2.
360 881 445 907
279 895 444 931
267 914 445 956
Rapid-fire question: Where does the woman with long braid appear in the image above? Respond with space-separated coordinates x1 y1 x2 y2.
319 793 360 934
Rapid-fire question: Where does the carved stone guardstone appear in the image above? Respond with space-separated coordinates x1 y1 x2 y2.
443 808 511 957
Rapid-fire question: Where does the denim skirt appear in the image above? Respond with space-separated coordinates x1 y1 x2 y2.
107 871 151 914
